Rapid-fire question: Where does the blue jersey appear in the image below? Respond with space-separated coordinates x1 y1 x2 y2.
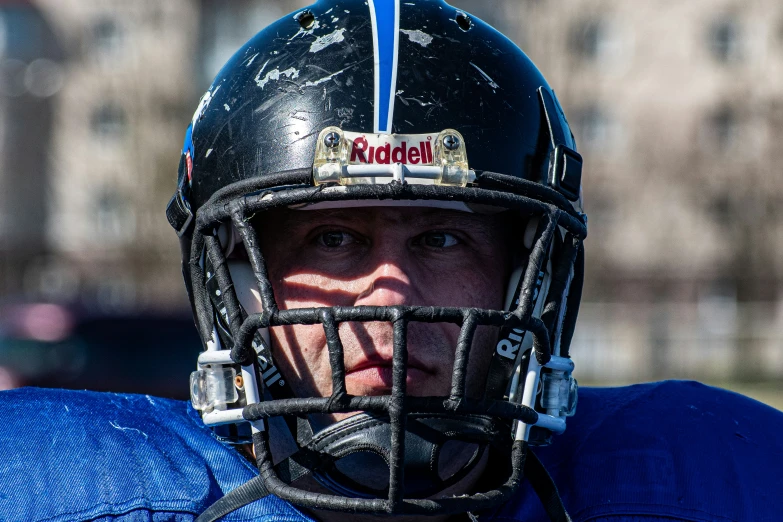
491 381 783 521
0 381 781 521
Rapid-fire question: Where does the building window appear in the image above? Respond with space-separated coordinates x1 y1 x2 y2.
708 193 732 227
569 18 621 65
575 20 605 59
701 106 740 153
572 104 617 153
91 17 124 57
779 17 783 47
708 18 742 63
94 189 135 243
90 103 127 141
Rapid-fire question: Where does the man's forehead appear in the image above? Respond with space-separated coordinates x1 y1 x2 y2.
263 205 506 231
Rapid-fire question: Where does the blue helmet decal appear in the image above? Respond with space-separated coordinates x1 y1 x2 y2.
369 0 399 133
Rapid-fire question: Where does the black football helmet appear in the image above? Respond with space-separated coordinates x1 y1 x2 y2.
167 0 586 520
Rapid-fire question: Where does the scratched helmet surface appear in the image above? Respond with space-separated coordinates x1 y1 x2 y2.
167 0 587 519
180 0 579 210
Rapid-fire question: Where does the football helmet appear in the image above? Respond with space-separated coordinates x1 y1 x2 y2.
167 0 586 520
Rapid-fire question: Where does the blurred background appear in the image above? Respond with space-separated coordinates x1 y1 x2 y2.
0 0 780 408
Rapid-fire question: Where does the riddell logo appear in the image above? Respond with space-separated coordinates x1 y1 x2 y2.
252 336 284 387
350 136 434 165
496 328 526 360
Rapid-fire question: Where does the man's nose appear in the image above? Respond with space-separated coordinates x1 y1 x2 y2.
353 251 416 308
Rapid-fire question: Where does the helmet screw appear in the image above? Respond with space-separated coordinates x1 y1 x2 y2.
234 375 244 389
324 132 340 148
443 134 460 151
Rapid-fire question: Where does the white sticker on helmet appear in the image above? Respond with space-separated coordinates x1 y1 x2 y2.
313 127 474 187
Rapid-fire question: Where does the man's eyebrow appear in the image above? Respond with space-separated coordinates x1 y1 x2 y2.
313 209 497 229
409 214 501 233
279 209 358 229
261 208 510 237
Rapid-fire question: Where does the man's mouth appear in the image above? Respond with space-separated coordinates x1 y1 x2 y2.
345 361 434 394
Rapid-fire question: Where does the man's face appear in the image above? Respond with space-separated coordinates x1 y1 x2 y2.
250 206 512 404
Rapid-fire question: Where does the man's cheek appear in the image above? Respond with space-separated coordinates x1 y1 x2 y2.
270 324 330 396
426 273 503 310
274 274 361 310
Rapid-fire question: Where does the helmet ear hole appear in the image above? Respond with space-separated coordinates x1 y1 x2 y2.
455 11 472 31
296 10 315 30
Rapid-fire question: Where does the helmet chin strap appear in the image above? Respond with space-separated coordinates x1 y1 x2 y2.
299 412 504 499
199 413 572 522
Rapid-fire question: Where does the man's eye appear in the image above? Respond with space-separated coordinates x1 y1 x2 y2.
319 231 352 248
422 232 459 248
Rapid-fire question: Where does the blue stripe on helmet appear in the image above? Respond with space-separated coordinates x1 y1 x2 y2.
369 0 398 133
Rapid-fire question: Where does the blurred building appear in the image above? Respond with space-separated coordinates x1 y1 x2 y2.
1 0 199 312
1 0 782 386
1 0 312 313
0 1 65 306
490 0 783 382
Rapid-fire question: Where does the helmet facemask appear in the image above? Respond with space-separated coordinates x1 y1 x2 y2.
185 165 585 516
